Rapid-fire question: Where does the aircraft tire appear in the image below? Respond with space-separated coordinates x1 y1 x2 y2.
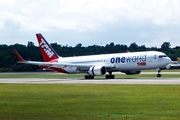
85 75 94 79
105 75 109 79
157 74 161 77
111 75 115 79
105 75 115 79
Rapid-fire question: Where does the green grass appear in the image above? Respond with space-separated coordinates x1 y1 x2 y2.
0 68 179 79
0 84 180 120
0 72 180 119
0 73 180 78
0 73 84 79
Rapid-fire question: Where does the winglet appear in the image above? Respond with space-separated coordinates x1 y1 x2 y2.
13 49 26 62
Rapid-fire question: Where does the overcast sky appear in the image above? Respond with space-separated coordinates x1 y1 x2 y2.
0 0 180 48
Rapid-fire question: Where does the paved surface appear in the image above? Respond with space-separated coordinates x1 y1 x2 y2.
1 72 180 74
0 72 180 84
0 78 180 84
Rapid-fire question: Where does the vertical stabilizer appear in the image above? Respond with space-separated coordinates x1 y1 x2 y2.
36 34 59 62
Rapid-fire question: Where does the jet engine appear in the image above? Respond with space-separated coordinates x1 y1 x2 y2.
160 64 171 70
165 64 171 69
124 70 141 75
88 66 106 76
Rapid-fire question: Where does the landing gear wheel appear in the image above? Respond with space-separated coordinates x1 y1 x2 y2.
105 75 108 79
157 74 161 77
85 75 94 79
105 74 115 79
111 75 115 79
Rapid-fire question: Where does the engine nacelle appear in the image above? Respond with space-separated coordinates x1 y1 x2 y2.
124 70 141 75
165 64 171 69
88 66 106 76
160 64 171 70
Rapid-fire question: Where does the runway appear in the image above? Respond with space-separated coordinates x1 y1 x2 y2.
1 78 180 84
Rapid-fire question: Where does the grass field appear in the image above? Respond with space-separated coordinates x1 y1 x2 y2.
0 71 180 79
0 71 180 120
0 84 180 120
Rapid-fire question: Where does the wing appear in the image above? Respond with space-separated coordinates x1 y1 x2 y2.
169 63 180 69
13 49 115 69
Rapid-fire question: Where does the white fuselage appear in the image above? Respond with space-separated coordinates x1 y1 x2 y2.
56 51 171 74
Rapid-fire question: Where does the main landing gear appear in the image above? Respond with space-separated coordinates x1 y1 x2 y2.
157 69 161 77
105 72 115 79
84 72 115 79
84 75 94 79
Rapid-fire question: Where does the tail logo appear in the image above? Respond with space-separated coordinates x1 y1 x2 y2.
39 38 54 58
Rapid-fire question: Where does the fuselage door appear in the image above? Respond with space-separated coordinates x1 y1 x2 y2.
148 54 153 62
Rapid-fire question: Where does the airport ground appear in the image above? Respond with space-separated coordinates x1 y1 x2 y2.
0 77 180 84
0 71 180 84
0 71 180 120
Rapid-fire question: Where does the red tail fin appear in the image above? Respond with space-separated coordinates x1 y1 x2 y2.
36 34 59 62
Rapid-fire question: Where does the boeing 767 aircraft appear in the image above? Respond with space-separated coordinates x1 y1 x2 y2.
13 34 171 79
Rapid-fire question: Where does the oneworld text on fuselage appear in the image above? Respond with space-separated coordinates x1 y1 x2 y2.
110 54 147 63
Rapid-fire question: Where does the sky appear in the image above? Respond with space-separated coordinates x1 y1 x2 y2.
0 0 180 48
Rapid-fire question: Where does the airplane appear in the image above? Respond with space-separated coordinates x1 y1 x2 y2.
13 33 171 79
170 57 180 64
165 57 180 69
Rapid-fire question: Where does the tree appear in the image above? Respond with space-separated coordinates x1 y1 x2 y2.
0 40 180 72
105 42 116 53
161 42 171 51
27 41 35 47
75 43 82 48
129 42 138 51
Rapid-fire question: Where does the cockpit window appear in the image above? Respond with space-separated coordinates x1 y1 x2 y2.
159 55 167 58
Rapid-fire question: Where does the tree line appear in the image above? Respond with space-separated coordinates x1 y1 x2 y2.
0 41 180 72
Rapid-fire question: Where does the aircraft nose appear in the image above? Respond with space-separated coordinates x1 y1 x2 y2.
167 56 171 64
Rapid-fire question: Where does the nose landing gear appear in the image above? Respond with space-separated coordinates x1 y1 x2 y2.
157 69 161 77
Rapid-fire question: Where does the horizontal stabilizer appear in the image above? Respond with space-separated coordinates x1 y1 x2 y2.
13 49 26 62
